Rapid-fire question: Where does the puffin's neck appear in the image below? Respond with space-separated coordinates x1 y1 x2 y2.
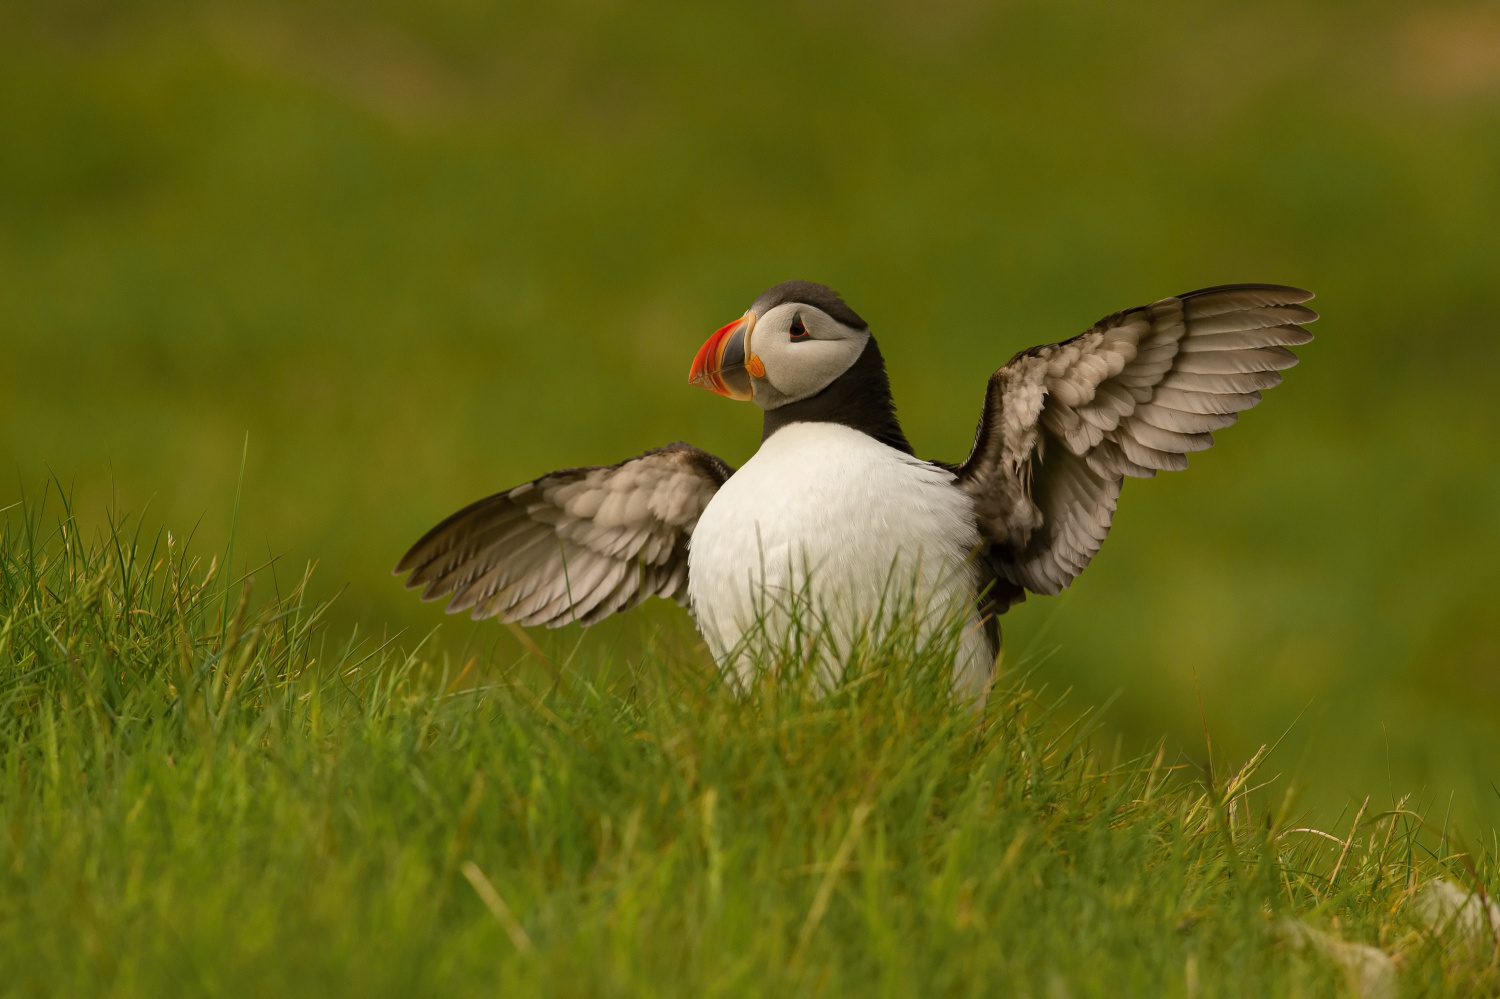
761 336 914 455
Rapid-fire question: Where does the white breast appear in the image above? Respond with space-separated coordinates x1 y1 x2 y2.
687 422 992 697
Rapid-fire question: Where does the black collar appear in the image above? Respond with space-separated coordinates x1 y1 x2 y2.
761 337 914 455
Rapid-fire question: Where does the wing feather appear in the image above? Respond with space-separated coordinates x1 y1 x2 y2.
955 284 1315 596
395 442 731 627
1173 346 1299 374
1178 325 1314 352
1160 369 1283 393
1121 418 1214 454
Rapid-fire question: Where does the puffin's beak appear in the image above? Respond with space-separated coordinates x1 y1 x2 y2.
689 311 757 401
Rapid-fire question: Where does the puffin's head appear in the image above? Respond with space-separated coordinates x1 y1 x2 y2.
689 280 870 410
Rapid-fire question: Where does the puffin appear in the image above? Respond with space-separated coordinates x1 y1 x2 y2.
396 281 1316 697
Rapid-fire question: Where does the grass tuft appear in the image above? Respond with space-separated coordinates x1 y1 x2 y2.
0 493 1495 996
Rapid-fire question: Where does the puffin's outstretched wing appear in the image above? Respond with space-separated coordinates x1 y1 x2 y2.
956 284 1316 597
395 443 732 627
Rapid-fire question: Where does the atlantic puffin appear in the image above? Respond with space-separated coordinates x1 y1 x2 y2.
396 281 1316 696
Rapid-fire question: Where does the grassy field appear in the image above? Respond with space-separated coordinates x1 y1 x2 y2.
3 0 1500 990
4 1 1499 834
2 496 1497 996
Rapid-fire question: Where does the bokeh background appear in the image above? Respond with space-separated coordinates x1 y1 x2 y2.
3 1 1498 828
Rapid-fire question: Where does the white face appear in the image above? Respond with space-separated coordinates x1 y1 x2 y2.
748 302 871 410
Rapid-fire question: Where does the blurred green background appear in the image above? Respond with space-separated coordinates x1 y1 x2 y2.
3 1 1498 828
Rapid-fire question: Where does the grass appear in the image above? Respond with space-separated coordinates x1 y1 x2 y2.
3 493 1497 997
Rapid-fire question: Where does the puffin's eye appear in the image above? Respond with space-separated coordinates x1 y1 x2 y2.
789 315 810 341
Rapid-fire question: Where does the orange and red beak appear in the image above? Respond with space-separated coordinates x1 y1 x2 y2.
689 311 757 401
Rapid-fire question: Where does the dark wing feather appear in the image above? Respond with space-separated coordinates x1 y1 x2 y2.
395 442 732 627
956 284 1316 597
